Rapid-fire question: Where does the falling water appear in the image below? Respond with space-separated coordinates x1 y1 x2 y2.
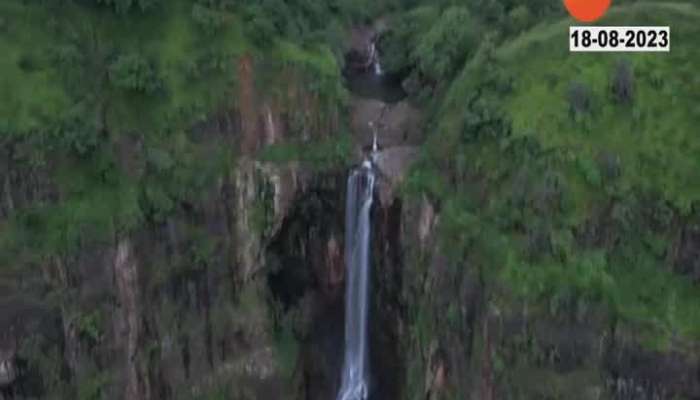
344 38 406 103
373 54 383 76
337 151 376 400
372 131 378 154
368 42 383 76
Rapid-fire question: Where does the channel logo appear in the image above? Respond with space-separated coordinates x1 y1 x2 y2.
564 0 612 22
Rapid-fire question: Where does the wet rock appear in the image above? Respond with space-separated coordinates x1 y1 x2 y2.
266 172 346 306
351 99 423 150
531 318 602 373
325 235 344 289
374 146 419 205
346 26 379 72
0 334 17 389
113 238 151 400
417 195 436 248
234 159 304 282
402 73 422 97
242 347 276 379
605 343 700 399
238 54 258 155
424 345 448 400
302 298 344 400
263 102 284 146
187 345 281 399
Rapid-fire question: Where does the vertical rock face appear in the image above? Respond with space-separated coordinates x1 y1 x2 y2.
265 173 347 301
263 103 284 146
238 54 259 155
3 72 696 400
326 235 344 289
0 24 350 400
262 171 354 400
0 333 17 389
417 195 436 248
233 160 266 282
233 159 302 282
113 239 150 400
393 191 700 400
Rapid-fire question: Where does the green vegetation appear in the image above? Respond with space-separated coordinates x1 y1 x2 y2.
3 0 700 398
379 0 564 99
0 1 384 396
505 3 700 213
272 323 300 380
0 0 368 265
404 2 700 350
259 133 352 171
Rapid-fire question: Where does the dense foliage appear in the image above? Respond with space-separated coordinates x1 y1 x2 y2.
0 0 385 264
2 0 700 398
402 1 700 348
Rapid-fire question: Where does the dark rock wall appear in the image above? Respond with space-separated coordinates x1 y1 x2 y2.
1 35 699 400
395 193 700 400
0 51 343 400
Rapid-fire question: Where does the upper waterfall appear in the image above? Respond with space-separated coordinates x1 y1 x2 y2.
370 42 383 76
337 146 376 400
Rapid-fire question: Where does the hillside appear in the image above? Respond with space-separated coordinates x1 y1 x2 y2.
399 2 700 398
1 1 699 399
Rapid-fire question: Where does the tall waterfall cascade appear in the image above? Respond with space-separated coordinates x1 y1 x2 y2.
337 135 377 400
369 42 383 76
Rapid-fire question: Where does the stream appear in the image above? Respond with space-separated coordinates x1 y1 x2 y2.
343 39 407 104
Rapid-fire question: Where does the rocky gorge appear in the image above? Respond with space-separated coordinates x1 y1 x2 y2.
2 2 700 400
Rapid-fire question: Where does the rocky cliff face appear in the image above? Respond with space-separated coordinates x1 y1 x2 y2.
0 50 343 399
2 25 700 400
340 28 700 400
388 193 700 400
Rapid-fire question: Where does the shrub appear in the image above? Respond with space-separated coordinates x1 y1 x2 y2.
95 0 160 14
596 150 621 181
108 53 162 93
242 6 277 48
414 6 479 83
470 0 504 24
378 6 439 75
192 4 228 35
611 59 635 105
17 53 39 72
507 5 533 35
566 81 593 118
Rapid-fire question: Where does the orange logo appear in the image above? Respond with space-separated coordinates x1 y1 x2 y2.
564 0 612 22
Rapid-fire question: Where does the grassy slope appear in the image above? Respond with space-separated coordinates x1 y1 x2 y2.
0 1 237 133
0 0 347 263
0 2 348 395
430 2 700 347
504 2 700 214
0 0 342 132
0 2 69 131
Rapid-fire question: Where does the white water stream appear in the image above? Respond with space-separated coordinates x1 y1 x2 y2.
337 135 377 400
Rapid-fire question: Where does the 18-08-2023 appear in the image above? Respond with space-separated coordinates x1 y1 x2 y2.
570 26 670 52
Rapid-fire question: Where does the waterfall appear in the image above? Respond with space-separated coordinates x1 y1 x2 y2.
369 42 383 76
373 54 383 76
337 158 375 400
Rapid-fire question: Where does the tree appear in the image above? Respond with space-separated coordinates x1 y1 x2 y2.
567 81 593 118
378 6 439 75
108 53 162 94
95 0 160 14
506 5 533 35
413 6 479 84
